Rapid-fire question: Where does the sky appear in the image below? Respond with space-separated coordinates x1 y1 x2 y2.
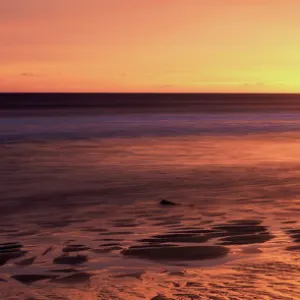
1 0 300 93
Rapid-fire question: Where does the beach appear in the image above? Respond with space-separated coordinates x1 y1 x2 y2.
1 106 300 299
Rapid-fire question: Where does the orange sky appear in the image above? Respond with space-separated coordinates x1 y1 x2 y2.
1 0 300 92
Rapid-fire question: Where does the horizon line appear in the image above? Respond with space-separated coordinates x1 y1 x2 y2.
2 92 300 95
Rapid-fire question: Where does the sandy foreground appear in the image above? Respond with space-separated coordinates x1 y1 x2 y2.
1 197 300 300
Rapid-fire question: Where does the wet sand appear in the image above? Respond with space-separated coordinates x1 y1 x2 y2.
1 194 300 299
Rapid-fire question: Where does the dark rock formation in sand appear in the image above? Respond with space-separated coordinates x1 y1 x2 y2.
160 199 178 206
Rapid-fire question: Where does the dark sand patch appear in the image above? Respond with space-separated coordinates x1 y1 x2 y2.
154 220 182 226
49 268 79 273
219 233 273 245
53 255 87 265
93 246 122 253
151 295 175 300
100 231 133 236
122 245 229 261
62 244 90 253
290 236 300 242
12 274 56 284
286 245 300 251
113 223 138 228
287 229 300 235
81 228 108 233
285 229 300 243
99 238 123 242
0 242 23 251
206 220 273 245
129 244 177 250
282 221 297 224
143 233 209 244
138 228 211 245
114 272 143 280
169 229 212 234
229 219 262 226
0 242 27 266
212 224 267 235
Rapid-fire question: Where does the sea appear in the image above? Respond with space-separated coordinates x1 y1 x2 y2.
1 93 300 299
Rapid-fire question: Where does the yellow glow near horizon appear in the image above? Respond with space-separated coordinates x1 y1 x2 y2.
1 0 300 92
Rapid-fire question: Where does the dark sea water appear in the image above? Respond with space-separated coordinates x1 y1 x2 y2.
1 96 300 299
